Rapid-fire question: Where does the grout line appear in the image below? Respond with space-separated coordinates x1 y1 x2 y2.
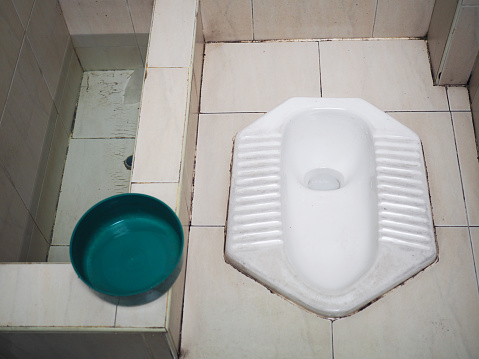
446 86 452 112
318 41 322 97
190 224 225 228
449 111 479 292
434 225 471 228
146 66 190 69
467 226 479 296
331 320 335 359
177 225 192 357
71 137 136 140
125 0 144 67
0 36 25 126
250 0 255 41
204 37 423 45
371 0 380 37
113 298 119 327
385 110 452 113
199 111 267 115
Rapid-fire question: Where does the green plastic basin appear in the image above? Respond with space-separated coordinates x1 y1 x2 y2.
70 193 184 297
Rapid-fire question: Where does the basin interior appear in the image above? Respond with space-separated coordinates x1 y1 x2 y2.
282 109 379 292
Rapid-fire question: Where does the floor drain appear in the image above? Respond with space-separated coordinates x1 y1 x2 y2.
124 155 133 170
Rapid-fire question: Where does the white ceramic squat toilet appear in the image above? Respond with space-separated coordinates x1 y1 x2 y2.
225 98 437 318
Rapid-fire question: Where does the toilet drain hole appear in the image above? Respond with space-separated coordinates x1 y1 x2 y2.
304 168 344 191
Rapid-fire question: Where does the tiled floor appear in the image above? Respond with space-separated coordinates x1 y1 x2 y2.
181 40 479 358
48 70 141 261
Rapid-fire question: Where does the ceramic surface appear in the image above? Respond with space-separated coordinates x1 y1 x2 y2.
226 98 436 317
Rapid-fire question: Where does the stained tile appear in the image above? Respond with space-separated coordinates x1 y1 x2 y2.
73 71 140 139
132 68 189 183
253 0 376 40
201 42 320 113
0 264 117 327
447 86 472 111
181 226 332 359
192 113 263 226
452 112 479 225
200 0 252 41
373 0 435 37
390 112 466 226
333 227 479 358
52 138 135 245
320 40 448 111
147 0 197 67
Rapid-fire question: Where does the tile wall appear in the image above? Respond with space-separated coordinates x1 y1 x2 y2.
0 0 82 262
199 0 435 41
59 0 154 70
428 0 479 85
469 55 479 150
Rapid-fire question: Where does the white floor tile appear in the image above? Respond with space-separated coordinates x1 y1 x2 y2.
51 138 134 245
320 40 449 111
181 226 332 359
73 70 140 138
389 112 467 226
192 113 264 226
453 112 479 225
48 245 70 262
333 227 479 359
201 42 320 113
447 86 472 111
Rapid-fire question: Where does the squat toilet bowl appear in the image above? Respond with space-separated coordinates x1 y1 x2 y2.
225 98 437 318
